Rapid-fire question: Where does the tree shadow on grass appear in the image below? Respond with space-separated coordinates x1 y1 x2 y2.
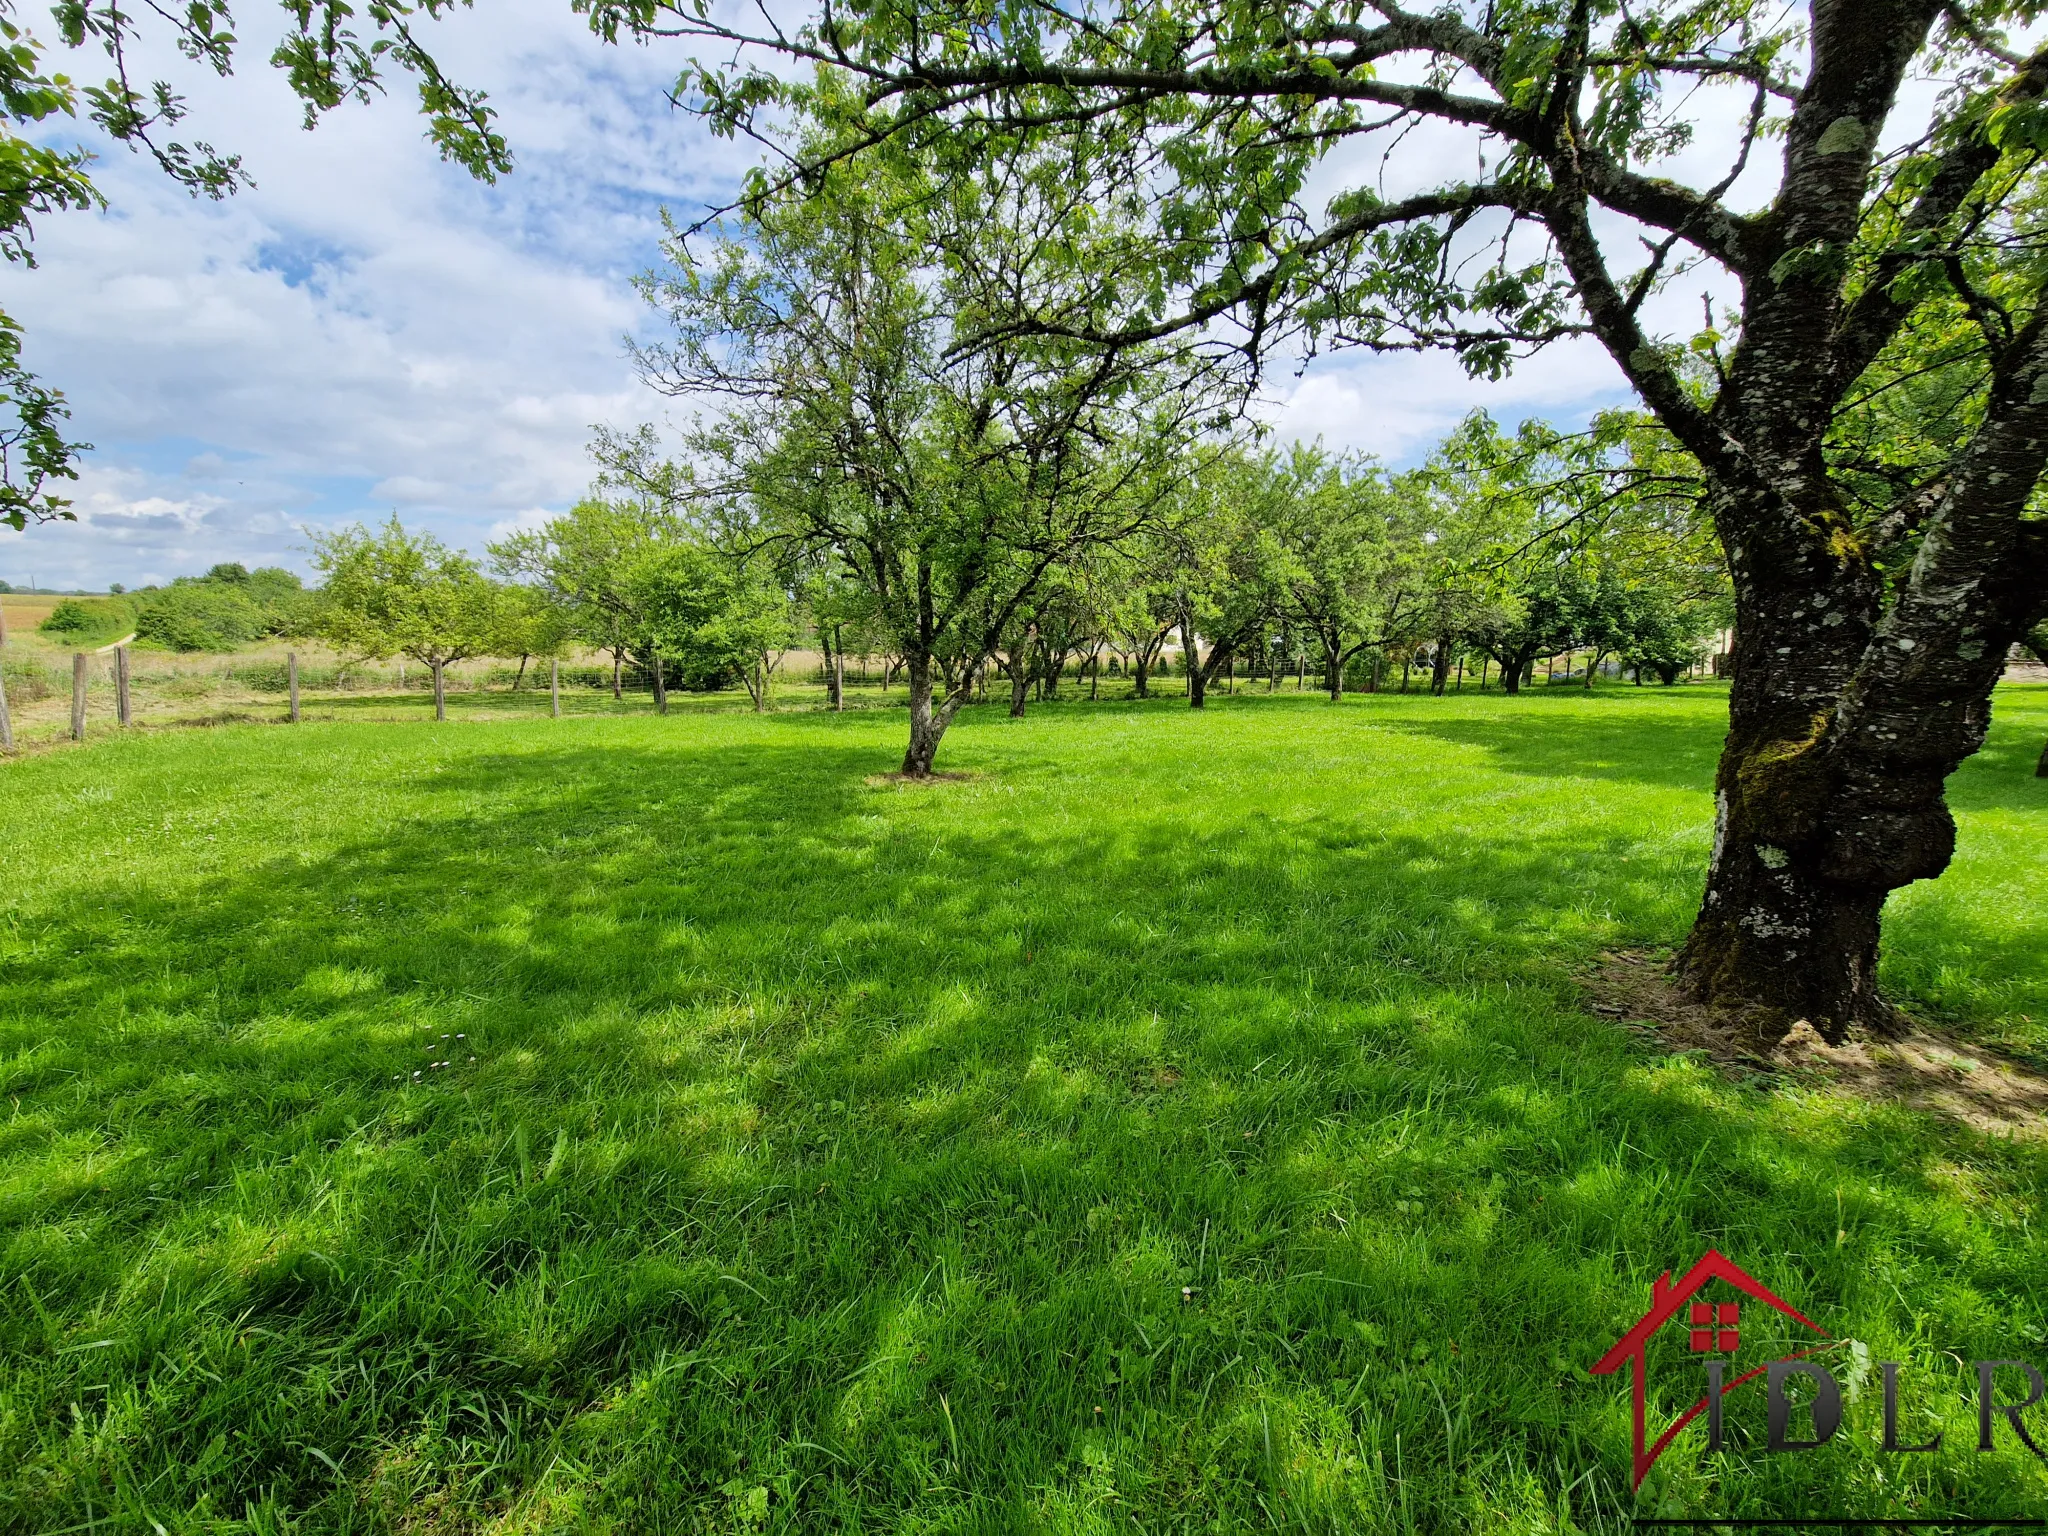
1346 690 1729 795
1 734 2044 1531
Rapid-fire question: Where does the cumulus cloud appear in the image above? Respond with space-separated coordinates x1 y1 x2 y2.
0 0 715 590
0 2 1782 589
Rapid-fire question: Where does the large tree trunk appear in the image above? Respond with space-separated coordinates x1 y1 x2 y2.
2036 736 2048 778
1497 655 1523 696
432 660 447 722
1181 620 1207 709
611 652 622 699
1430 640 1452 697
1009 661 1029 717
1675 600 1903 1039
1675 426 2044 1039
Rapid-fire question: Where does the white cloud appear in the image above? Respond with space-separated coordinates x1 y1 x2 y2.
0 5 1831 589
1257 338 1636 464
0 0 720 590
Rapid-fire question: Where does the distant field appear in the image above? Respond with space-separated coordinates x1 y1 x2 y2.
0 687 2043 1532
0 595 69 636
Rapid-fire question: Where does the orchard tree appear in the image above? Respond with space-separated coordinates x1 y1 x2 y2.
629 542 795 712
635 148 1214 774
646 0 2048 1038
493 498 672 698
1461 566 1597 695
1157 454 1290 709
490 583 575 691
310 518 499 721
1264 445 1400 701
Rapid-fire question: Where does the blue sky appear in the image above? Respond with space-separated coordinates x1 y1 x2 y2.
0 0 1674 591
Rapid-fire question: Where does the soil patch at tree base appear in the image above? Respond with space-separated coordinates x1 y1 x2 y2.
864 770 980 787
1584 949 2048 1137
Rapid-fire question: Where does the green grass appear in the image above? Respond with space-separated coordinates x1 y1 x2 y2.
1 685 2044 1534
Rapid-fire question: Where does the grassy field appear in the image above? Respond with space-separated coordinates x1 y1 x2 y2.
0 685 2043 1533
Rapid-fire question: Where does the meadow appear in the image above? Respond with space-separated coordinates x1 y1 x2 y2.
0 684 2044 1533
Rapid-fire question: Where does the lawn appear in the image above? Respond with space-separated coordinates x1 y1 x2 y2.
1 685 2044 1533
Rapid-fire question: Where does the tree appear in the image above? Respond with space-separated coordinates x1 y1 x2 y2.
492 498 668 699
628 542 794 712
656 0 2048 1037
1605 586 1714 684
1461 566 1597 695
134 581 263 651
1148 452 1292 710
1264 445 1400 701
631 148 1211 774
490 583 575 691
310 519 499 721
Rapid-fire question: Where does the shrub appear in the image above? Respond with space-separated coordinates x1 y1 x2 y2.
135 583 267 651
38 597 135 645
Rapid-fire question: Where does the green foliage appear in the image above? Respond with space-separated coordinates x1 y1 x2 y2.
36 594 131 643
134 580 264 651
129 566 306 651
308 517 498 667
628 139 1220 766
629 541 792 693
488 581 576 668
1605 586 1713 684
491 496 672 670
0 691 2042 1527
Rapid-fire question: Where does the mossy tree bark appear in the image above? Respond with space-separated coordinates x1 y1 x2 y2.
1668 326 2048 1038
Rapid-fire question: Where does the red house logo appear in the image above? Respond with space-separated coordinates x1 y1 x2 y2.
1589 1250 1831 1488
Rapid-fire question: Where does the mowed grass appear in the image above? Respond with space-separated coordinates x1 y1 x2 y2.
0 685 2044 1534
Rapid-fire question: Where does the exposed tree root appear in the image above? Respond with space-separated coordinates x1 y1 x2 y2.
1584 949 2048 1138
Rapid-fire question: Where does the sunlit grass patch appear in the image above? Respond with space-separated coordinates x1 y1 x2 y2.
0 684 2042 1531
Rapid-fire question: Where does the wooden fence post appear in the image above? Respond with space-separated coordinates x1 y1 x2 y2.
288 652 300 723
115 645 131 726
550 657 560 718
71 652 87 740
0 665 12 750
